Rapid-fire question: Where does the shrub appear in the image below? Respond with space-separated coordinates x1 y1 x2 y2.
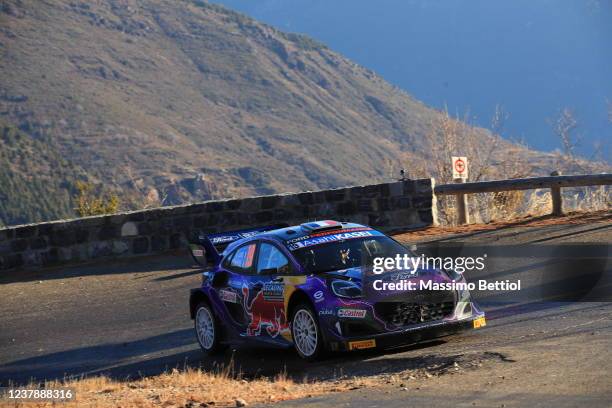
75 181 120 217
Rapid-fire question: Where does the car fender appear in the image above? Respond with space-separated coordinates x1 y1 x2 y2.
189 288 211 319
287 284 337 347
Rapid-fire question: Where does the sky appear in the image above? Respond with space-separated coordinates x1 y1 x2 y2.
213 0 611 161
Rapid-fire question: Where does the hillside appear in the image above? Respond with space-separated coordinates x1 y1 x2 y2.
215 0 612 158
0 120 92 226
0 0 603 226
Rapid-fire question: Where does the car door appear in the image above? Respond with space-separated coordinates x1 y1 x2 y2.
241 241 293 341
216 242 258 333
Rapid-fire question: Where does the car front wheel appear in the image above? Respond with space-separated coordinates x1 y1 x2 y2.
291 303 323 361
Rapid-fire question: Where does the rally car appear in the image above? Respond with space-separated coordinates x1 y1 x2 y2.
188 220 485 360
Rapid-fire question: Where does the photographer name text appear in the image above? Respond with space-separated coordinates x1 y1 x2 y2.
372 279 521 291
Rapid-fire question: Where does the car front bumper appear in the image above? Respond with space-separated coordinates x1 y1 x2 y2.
326 313 486 352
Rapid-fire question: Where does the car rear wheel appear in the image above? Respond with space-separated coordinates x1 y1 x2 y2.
194 302 224 355
291 303 323 361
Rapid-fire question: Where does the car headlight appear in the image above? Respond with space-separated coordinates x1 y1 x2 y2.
331 280 362 299
442 269 470 301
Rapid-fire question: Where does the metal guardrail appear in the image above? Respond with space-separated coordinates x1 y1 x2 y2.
434 173 612 224
435 173 612 195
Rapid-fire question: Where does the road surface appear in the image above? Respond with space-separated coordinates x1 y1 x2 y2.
0 214 610 406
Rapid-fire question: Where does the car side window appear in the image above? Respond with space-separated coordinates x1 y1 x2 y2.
225 243 257 275
221 251 234 269
257 243 291 275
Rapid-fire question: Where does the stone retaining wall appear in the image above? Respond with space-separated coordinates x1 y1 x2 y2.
0 179 436 271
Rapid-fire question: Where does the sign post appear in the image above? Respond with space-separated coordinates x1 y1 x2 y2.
451 157 469 224
550 170 563 216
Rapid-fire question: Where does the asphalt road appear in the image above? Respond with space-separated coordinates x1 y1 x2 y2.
0 214 610 407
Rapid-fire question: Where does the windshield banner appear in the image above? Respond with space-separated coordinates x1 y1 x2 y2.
287 229 385 251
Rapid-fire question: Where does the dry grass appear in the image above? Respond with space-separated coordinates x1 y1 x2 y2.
465 185 610 225
4 366 375 408
436 186 610 227
562 185 611 213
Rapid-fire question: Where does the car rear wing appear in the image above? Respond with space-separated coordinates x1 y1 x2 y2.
188 224 287 266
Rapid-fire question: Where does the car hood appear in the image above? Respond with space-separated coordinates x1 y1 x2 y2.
321 266 450 283
322 266 457 303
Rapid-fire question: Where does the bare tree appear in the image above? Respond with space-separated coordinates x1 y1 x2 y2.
589 141 606 163
491 104 509 134
424 105 510 183
552 108 579 158
405 105 529 224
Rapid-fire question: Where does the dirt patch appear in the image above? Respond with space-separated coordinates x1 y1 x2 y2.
339 351 515 386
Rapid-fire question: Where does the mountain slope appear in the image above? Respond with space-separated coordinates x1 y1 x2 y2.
0 120 93 227
0 0 589 226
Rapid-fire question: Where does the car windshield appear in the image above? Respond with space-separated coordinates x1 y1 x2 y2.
291 235 412 274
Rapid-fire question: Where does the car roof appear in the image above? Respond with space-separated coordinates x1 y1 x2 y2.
260 221 368 241
222 220 369 254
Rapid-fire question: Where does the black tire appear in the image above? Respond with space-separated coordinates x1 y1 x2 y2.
291 302 324 361
194 302 225 355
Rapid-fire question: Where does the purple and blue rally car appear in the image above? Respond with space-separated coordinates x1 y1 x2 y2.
188 220 486 360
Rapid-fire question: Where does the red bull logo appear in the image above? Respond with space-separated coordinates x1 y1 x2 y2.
241 285 288 337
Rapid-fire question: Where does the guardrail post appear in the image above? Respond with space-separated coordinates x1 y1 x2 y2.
550 170 563 216
455 178 469 225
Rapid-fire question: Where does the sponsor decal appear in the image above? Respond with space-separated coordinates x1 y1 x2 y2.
210 235 237 244
338 308 367 318
348 339 376 350
473 316 486 329
240 230 264 239
288 231 377 251
262 282 284 301
219 289 238 304
313 290 324 302
210 230 269 245
241 284 288 338
192 249 204 257
318 309 334 316
285 227 373 244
